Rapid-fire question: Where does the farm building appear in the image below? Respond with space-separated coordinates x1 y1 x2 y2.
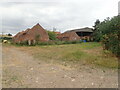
57 27 93 41
13 23 49 45
57 31 80 41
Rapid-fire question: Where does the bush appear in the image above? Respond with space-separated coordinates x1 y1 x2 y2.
20 41 28 46
54 41 65 45
37 42 49 45
93 16 120 57
47 31 58 40
102 33 120 56
36 40 82 46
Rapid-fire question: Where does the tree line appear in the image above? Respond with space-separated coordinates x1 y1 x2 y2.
93 15 120 57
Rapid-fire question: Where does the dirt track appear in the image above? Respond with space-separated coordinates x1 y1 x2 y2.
2 45 118 88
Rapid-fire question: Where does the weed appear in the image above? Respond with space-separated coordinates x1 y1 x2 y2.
25 42 118 69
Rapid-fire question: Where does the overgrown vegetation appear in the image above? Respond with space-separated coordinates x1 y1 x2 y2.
17 42 118 69
12 40 82 46
47 31 58 40
93 16 120 57
37 40 82 45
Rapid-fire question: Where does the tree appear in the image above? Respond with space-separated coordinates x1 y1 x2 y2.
93 19 100 31
92 19 101 41
47 31 57 40
93 16 120 57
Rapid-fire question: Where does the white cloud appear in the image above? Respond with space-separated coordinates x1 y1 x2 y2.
0 0 119 34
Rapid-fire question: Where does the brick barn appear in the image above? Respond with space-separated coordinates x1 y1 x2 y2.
57 32 80 41
13 23 49 45
57 27 93 41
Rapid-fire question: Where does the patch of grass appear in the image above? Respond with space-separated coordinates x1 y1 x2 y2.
79 42 101 49
94 57 118 68
9 42 118 69
11 76 18 82
61 47 118 68
62 51 86 62
3 75 22 86
2 69 23 87
95 50 118 68
9 40 82 46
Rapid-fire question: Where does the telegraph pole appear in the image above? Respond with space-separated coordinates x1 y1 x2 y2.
118 1 120 15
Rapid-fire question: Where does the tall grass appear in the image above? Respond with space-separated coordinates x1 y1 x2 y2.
3 42 118 68
24 42 118 69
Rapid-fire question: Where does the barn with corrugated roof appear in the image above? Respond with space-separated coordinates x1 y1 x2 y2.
57 27 93 41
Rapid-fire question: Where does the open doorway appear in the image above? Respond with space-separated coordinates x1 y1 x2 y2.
76 32 92 37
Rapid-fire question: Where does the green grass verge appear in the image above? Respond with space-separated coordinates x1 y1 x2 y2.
3 42 118 69
29 42 118 69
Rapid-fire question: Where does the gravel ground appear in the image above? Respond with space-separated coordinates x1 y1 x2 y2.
2 45 118 88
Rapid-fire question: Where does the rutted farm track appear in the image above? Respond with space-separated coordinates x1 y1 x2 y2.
2 45 118 88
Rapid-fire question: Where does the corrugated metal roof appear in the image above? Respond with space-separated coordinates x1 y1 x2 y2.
65 27 93 33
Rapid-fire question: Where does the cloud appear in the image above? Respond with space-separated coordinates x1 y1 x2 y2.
0 0 119 34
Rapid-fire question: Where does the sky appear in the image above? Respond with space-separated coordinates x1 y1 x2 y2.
0 0 120 35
